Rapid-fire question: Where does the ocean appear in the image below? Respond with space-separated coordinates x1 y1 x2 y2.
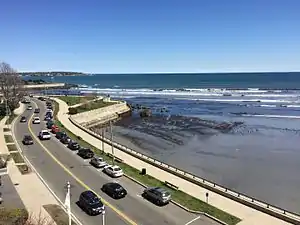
25 72 300 212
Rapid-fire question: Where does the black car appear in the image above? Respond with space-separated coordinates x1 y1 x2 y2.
101 182 127 199
22 135 34 145
79 190 104 215
60 136 71 144
20 116 27 123
38 97 46 101
34 108 40 113
68 140 80 150
46 120 54 129
47 105 53 110
77 148 94 159
56 131 67 140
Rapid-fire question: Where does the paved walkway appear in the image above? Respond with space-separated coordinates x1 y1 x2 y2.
55 98 293 225
0 111 57 224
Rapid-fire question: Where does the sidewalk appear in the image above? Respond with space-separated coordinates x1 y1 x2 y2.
0 112 57 224
55 97 292 225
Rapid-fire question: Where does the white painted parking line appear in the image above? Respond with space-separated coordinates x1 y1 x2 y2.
184 216 201 225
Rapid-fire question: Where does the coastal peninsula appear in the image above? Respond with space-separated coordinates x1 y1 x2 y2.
18 71 87 77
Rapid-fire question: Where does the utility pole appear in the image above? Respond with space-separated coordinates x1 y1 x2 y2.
101 128 105 153
110 120 115 165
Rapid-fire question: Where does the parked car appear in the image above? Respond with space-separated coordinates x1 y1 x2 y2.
38 97 46 101
32 117 41 124
45 111 53 119
68 140 80 150
101 182 127 199
34 108 40 113
46 120 54 129
60 136 71 144
22 135 34 145
79 190 104 215
51 125 59 133
27 105 33 110
103 165 123 178
56 131 67 140
38 130 51 140
20 116 27 123
142 187 171 206
77 148 94 159
44 116 52 121
22 99 30 104
29 94 33 98
89 157 107 168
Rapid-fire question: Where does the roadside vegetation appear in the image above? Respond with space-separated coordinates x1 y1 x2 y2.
11 152 25 164
3 127 11 132
7 144 17 152
43 204 76 225
4 134 13 143
5 114 17 125
57 96 96 106
0 208 54 225
53 100 241 224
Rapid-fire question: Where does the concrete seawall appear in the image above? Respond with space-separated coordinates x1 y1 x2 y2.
71 102 131 128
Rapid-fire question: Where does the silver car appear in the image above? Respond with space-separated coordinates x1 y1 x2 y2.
143 187 171 205
89 157 107 168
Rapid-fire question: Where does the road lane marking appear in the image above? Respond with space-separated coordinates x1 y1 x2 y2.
29 101 137 225
184 216 201 225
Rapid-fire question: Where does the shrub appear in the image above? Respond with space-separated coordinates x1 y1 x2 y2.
68 107 78 115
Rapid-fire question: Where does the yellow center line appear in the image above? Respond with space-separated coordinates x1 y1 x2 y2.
28 101 138 225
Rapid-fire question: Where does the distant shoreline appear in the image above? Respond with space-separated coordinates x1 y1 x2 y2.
18 72 87 77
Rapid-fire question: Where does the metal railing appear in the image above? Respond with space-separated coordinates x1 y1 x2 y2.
69 117 300 224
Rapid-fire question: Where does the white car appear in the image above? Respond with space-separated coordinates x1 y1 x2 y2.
27 105 33 110
103 165 123 178
38 130 51 140
32 117 41 124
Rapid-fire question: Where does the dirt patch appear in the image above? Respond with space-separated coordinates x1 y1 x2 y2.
43 204 76 225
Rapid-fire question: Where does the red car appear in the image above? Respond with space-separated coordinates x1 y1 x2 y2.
51 125 59 134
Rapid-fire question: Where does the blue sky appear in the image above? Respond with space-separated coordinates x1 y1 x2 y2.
0 0 299 73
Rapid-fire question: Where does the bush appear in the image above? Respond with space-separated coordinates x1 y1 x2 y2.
0 208 28 225
68 107 78 115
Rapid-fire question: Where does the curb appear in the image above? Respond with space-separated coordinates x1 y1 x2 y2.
11 102 83 225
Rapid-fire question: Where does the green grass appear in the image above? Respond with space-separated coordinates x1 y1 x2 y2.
57 96 96 106
5 114 17 125
10 152 24 164
7 144 17 152
4 135 13 143
43 204 76 225
75 99 116 113
0 208 28 225
53 100 241 224
3 127 10 132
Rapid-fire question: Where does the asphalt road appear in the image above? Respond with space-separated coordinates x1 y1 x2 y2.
13 98 218 225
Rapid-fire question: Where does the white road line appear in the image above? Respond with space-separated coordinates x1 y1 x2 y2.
184 216 201 225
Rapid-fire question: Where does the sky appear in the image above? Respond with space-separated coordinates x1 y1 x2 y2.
0 0 299 73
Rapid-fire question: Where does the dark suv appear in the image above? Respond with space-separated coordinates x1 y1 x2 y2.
77 148 94 159
20 116 27 123
22 135 34 145
79 190 104 215
60 136 71 144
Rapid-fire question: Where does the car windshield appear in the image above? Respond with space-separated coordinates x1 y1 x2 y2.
25 136 32 140
113 167 121 171
95 158 103 162
42 131 49 135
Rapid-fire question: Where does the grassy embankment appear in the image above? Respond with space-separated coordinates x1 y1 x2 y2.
56 96 96 106
52 98 241 225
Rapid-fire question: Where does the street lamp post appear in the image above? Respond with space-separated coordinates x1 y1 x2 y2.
102 208 106 225
109 120 115 165
102 128 105 153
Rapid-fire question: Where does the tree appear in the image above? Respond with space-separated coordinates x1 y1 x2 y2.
0 62 24 112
